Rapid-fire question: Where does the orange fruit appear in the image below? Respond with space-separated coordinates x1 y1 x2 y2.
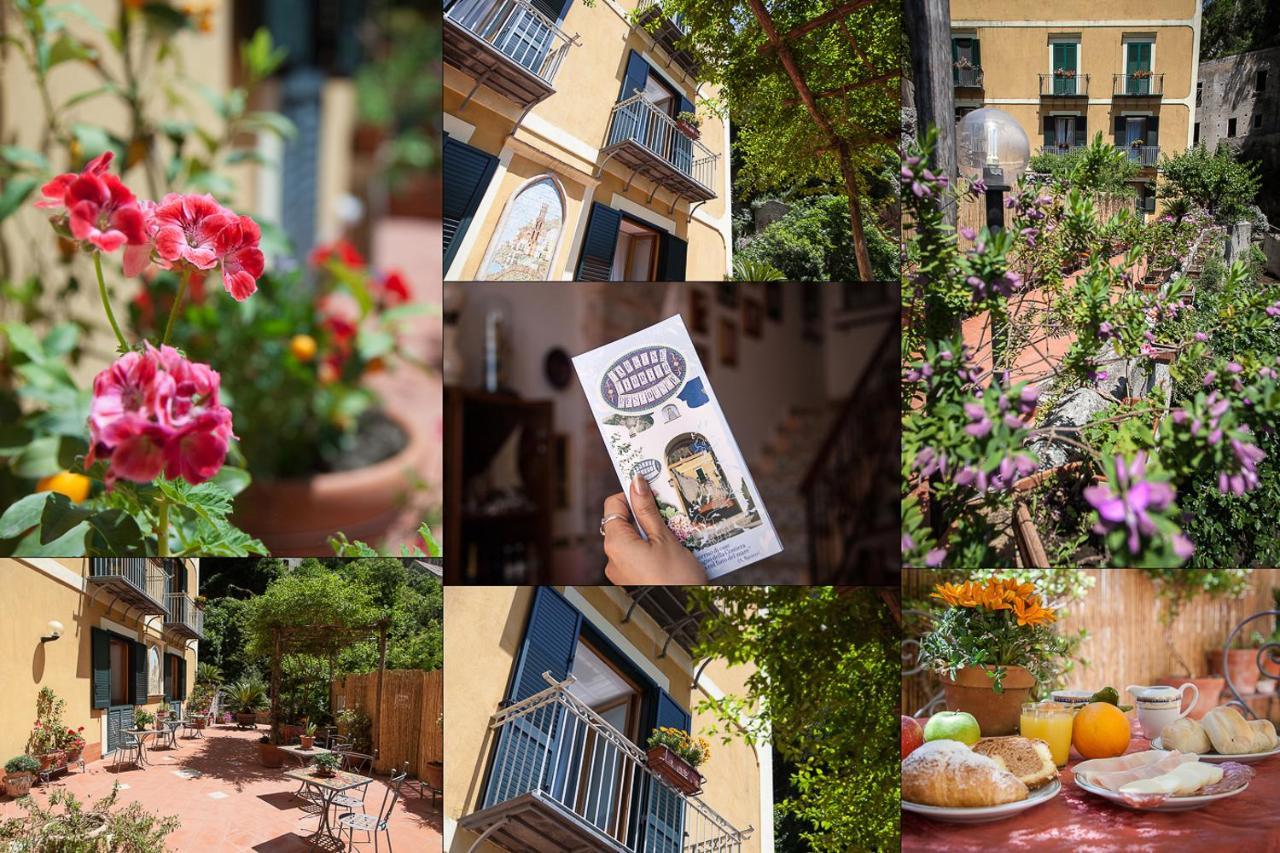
1072 702 1132 759
290 334 318 362
36 471 91 503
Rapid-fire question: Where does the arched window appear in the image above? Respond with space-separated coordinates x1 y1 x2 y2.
479 176 565 281
664 433 742 524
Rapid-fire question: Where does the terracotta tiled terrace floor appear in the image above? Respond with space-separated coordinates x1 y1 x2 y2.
0 727 442 851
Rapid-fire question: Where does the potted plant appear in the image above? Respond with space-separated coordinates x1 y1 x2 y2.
229 678 268 728
645 728 708 795
27 687 69 771
299 722 318 750
920 577 1069 735
1208 631 1266 695
675 110 702 141
61 728 85 765
312 752 342 779
1143 569 1251 718
1263 588 1280 693
133 710 155 732
4 756 39 798
1132 69 1152 79
257 735 286 769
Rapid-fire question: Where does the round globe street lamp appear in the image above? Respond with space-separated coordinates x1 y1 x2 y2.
956 108 1030 234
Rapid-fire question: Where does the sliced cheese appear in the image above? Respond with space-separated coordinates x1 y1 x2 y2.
1118 761 1223 795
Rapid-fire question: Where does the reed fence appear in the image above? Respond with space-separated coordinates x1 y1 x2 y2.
332 668 442 776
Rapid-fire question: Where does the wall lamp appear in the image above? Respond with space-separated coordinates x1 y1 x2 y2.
40 620 64 644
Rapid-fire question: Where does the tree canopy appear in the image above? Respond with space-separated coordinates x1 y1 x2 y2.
1159 143 1262 223
688 586 899 851
1200 0 1280 60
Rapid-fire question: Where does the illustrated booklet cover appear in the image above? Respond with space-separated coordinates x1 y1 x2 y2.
572 314 782 578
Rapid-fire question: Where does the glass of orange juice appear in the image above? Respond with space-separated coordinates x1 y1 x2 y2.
1020 701 1074 767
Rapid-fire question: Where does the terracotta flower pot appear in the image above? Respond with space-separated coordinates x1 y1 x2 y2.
1206 649 1263 695
4 772 34 798
258 742 285 769
942 665 1037 736
299 735 315 750
235 712 257 728
646 745 703 795
233 408 429 555
1156 676 1224 719
38 754 54 771
64 747 81 764
1259 654 1280 694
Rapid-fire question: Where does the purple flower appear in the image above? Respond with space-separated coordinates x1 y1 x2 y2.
970 178 987 196
959 227 976 241
963 402 993 438
1194 332 1208 342
1084 452 1176 555
1098 321 1114 340
925 548 947 567
1228 362 1243 374
901 533 915 553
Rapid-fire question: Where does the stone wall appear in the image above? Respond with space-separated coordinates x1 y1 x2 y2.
1196 46 1280 149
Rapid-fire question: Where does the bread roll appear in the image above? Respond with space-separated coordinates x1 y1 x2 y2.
901 739 1029 807
1160 718 1211 754
1202 706 1277 754
1247 718 1278 752
973 737 1059 790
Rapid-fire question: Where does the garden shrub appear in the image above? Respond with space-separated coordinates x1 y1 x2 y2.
733 195 897 282
1160 144 1262 224
1028 133 1139 196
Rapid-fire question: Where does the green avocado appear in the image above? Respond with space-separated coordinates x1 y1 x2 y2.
1090 686 1120 706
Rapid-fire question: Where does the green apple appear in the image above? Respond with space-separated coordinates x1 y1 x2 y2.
924 711 981 746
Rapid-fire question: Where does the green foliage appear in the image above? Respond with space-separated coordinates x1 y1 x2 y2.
1028 133 1139 196
1159 144 1262 224
1141 569 1253 625
687 587 897 851
312 751 342 772
227 677 268 715
243 565 378 660
647 727 710 768
4 755 39 775
354 7 439 182
1201 0 1280 59
336 707 372 754
132 709 155 729
26 687 66 756
0 784 179 851
733 195 897 282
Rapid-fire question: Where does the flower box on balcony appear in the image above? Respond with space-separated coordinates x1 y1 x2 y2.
646 745 703 795
1132 70 1152 79
1053 69 1076 79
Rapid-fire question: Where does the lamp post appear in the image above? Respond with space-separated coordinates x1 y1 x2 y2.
956 108 1030 234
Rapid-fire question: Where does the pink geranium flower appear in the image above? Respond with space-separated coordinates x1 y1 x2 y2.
153 193 234 271
36 151 147 253
87 344 234 487
214 214 265 301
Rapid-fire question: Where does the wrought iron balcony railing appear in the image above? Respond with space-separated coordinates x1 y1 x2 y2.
603 94 718 202
634 0 698 75
164 592 204 640
445 0 579 108
1039 73 1090 97
88 559 170 615
1113 73 1164 97
1038 143 1086 156
460 675 750 852
953 66 984 87
1118 144 1160 167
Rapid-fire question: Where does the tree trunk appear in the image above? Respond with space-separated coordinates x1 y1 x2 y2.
838 142 874 280
374 624 387 769
270 631 282 745
905 0 957 226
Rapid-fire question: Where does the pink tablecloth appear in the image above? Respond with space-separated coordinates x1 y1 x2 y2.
903 734 1280 852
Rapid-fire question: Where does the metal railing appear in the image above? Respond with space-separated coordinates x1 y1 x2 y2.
483 675 749 852
953 66 984 87
1118 144 1160 166
89 558 170 608
636 0 687 34
1039 73 1090 96
606 94 717 192
165 592 204 637
445 0 577 87
1038 143 1086 156
1114 72 1164 96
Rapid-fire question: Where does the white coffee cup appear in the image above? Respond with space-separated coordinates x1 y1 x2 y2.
1125 684 1199 741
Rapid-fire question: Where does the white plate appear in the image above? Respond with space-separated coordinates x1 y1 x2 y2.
1073 773 1249 811
1150 737 1280 764
902 778 1060 823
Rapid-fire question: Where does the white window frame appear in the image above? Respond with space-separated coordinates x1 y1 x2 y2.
1122 35 1156 76
1048 36 1080 74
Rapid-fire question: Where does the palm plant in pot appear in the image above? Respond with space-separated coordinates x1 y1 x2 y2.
645 727 709 795
229 677 268 728
920 577 1069 735
1142 569 1251 718
4 756 39 798
299 721 318 750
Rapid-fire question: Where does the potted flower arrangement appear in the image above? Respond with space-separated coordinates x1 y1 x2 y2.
27 688 68 771
4 756 39 798
675 110 702 141
299 722 318 750
954 57 974 70
312 752 342 779
230 678 268 729
1053 68 1077 78
61 727 85 765
1132 69 1152 79
645 727 709 795
920 577 1069 735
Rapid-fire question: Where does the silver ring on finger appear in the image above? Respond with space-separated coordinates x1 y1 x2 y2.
600 513 629 536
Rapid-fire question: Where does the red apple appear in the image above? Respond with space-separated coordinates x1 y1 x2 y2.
901 715 925 759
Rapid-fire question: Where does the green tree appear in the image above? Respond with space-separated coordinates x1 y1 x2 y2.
733 195 898 282
1028 133 1139 196
1201 0 1280 59
687 587 898 850
1159 143 1262 223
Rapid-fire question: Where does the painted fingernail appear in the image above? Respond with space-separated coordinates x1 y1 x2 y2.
632 473 650 496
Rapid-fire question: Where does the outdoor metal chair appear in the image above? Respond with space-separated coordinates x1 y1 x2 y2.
337 769 405 853
181 715 205 739
113 733 143 771
159 719 181 750
398 760 441 804
331 750 378 813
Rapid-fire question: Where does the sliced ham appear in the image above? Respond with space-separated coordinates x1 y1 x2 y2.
1073 750 1168 777
1115 761 1253 808
1075 751 1199 791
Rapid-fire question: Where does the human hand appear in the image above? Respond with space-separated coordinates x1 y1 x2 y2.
602 474 708 585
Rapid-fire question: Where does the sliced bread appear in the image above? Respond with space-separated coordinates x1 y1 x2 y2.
973 736 1059 790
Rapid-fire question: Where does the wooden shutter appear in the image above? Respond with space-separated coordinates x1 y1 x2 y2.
484 588 584 808
576 203 623 280
1114 115 1126 146
645 689 692 853
179 657 187 701
659 233 688 281
1043 115 1055 148
973 39 981 69
163 654 174 702
91 628 110 710
443 137 499 271
1147 115 1160 146
130 640 147 705
619 50 650 101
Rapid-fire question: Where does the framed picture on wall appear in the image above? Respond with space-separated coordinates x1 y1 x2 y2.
765 282 783 321
719 319 739 367
717 283 739 308
690 288 710 334
743 299 763 339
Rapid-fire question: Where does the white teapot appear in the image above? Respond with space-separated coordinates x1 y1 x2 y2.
1125 684 1199 741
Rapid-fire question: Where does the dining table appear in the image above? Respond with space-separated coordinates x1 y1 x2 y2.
903 729 1280 851
284 766 373 847
124 728 160 767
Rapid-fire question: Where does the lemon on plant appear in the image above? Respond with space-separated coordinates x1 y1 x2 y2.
36 471 91 503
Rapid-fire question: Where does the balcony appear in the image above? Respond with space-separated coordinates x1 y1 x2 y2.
602 95 718 202
1038 143 1085 156
953 66 984 88
460 676 750 852
1118 144 1160 167
1114 73 1164 98
164 592 204 640
444 0 579 109
635 0 698 76
88 559 169 615
1039 73 1090 98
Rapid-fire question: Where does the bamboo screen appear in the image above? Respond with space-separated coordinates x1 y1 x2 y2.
332 668 443 777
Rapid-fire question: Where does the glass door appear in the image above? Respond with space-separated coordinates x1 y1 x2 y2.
1052 42 1079 95
1125 117 1147 162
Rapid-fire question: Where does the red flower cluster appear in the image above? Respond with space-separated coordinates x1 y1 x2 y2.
87 343 234 487
37 152 146 253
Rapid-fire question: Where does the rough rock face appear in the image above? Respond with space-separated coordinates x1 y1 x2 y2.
1029 388 1112 470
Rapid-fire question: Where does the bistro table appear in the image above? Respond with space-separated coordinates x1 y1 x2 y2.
284 766 374 847
124 729 160 767
903 730 1280 850
279 745 336 798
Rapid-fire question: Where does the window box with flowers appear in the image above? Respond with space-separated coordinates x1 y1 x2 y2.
676 110 702 141
645 727 709 795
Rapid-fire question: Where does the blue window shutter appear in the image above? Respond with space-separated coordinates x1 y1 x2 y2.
645 689 692 853
531 0 573 22
130 640 147 706
1114 115 1125 146
659 234 688 281
1075 114 1087 148
443 137 499 271
484 588 584 808
620 50 650 101
576 203 623 280
91 628 110 710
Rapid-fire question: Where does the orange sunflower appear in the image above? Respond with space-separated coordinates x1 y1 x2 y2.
932 578 1057 626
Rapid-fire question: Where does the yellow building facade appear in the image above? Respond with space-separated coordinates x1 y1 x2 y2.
443 585 768 852
443 0 732 282
0 558 200 766
951 1 1201 209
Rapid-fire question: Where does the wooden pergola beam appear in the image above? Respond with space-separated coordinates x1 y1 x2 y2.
756 0 881 52
781 71 900 107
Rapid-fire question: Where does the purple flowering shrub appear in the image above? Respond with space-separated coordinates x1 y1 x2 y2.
1083 452 1192 566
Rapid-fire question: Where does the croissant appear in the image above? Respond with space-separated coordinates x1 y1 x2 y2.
1201 706 1278 754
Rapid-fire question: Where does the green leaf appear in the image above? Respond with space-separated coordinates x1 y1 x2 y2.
61 84 116 110
3 322 45 363
210 465 251 497
0 145 49 171
355 328 394 361
0 492 51 539
224 149 268 166
417 522 442 557
42 322 79 358
55 435 88 470
0 177 38 222
86 509 144 554
5 521 87 557
238 111 296 140
47 32 93 67
39 491 94 543
70 123 115 160
11 435 63 478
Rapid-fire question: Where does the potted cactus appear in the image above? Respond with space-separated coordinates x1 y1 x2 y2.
299 721 318 750
645 727 708 795
4 756 39 798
